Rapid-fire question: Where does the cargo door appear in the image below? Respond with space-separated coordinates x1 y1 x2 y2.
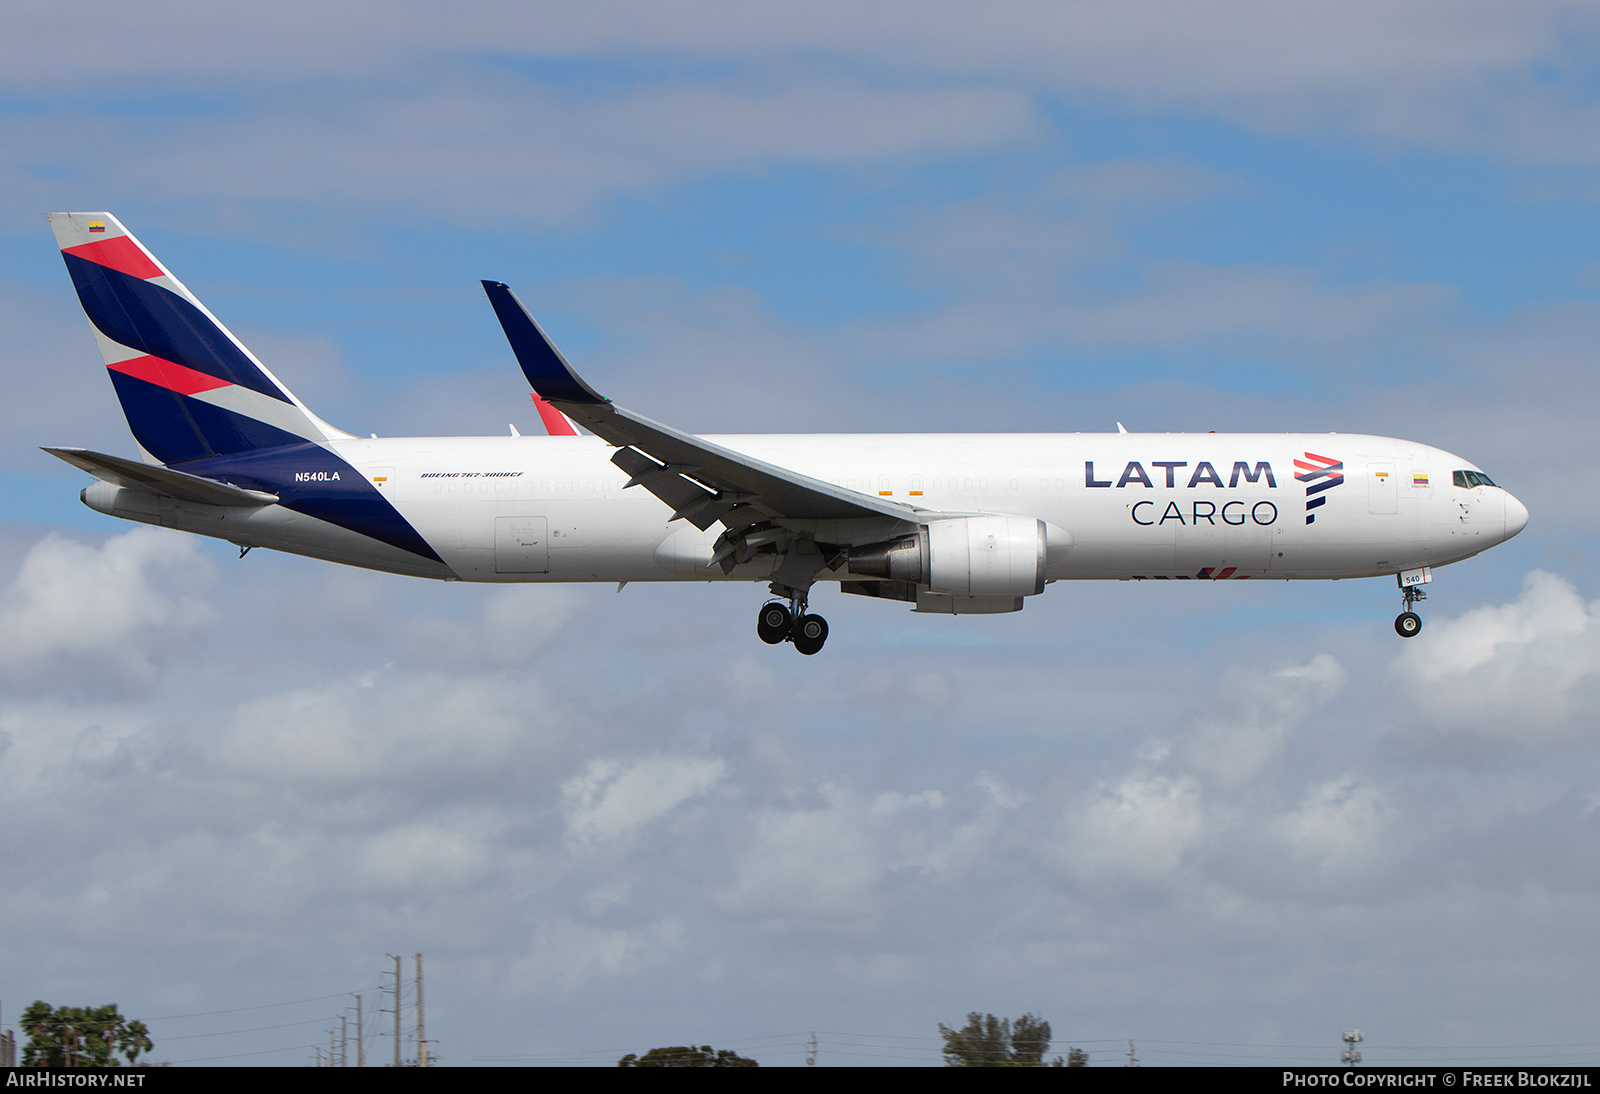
494 516 548 573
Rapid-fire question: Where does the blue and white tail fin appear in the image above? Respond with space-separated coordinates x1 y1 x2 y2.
48 212 351 466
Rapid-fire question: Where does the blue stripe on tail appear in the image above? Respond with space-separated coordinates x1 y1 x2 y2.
63 253 291 402
108 372 306 464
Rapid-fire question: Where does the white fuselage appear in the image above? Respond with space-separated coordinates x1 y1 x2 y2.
88 431 1526 589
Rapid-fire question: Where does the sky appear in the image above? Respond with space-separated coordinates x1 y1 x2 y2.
3 0 1600 1067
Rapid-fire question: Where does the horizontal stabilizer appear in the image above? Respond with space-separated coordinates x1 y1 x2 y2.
43 447 279 508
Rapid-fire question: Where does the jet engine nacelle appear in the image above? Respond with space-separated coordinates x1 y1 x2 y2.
927 515 1047 598
848 515 1054 598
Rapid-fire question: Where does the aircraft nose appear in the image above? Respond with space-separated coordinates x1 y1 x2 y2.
1504 492 1530 540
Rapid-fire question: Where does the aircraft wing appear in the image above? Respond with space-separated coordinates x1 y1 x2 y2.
43 446 280 508
482 281 928 533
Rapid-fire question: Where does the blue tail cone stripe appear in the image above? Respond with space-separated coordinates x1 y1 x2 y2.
283 494 444 563
63 253 292 403
182 445 444 564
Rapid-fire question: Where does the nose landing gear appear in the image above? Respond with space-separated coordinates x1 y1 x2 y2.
756 584 829 655
1394 574 1427 638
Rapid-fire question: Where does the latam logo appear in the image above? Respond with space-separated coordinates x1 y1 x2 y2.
1293 452 1344 525
1086 461 1275 489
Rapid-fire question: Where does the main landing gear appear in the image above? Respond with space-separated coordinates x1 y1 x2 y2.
1395 578 1426 638
757 585 829 655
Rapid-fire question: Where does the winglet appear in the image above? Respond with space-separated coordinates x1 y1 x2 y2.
480 281 607 406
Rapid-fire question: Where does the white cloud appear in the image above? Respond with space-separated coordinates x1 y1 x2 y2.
394 586 581 668
717 777 1004 923
359 817 498 890
721 783 883 921
0 515 1595 1060
6 1 1598 172
851 259 1453 368
1054 653 1349 886
512 916 685 992
0 279 130 470
210 668 545 783
1182 654 1348 796
1394 570 1600 748
908 773 1024 877
562 754 726 845
1276 777 1396 878
0 529 214 689
1060 773 1205 882
530 279 847 432
1062 263 1453 346
3 77 1033 225
877 161 1241 292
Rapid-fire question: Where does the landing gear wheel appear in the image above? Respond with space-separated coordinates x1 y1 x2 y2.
757 602 792 645
792 614 829 656
1395 575 1428 639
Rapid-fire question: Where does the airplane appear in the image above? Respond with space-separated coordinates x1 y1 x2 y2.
43 212 1529 654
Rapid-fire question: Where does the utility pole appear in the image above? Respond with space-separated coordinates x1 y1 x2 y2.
354 994 365 1068
415 953 428 1068
1342 1030 1363 1067
391 955 402 1067
1127 1040 1138 1067
806 1033 818 1067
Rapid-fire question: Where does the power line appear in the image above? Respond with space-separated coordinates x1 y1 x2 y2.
61 962 382 1005
147 989 381 1023
166 1043 320 1065
156 1017 333 1042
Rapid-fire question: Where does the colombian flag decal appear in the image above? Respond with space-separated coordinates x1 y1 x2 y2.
88 222 106 233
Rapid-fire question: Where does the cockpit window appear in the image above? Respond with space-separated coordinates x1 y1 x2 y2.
1453 470 1497 489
